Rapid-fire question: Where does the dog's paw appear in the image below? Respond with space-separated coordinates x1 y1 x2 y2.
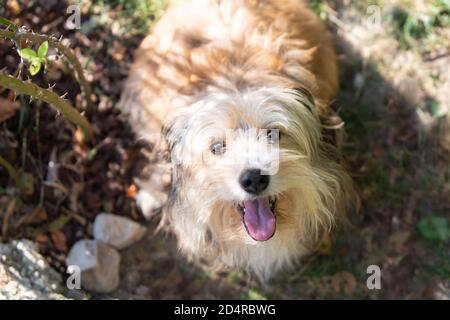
136 189 168 220
134 161 172 219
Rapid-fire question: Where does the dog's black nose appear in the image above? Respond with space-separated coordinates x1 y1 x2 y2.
239 169 269 194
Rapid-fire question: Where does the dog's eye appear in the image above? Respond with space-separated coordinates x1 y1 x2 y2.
266 129 279 143
210 141 226 155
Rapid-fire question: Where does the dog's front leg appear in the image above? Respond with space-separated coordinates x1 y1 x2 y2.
135 165 171 219
135 146 172 220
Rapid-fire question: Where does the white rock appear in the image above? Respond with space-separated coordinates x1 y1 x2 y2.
93 213 147 250
135 285 150 296
67 240 120 293
0 240 86 300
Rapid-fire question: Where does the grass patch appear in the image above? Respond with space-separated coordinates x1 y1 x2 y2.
360 158 409 203
90 0 166 35
388 0 450 49
309 0 328 20
303 255 341 278
226 270 246 285
418 215 449 243
418 233 450 280
245 289 267 300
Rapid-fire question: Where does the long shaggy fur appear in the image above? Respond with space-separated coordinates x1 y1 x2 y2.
120 0 356 281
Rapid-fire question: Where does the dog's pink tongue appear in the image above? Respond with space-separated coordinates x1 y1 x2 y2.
243 197 276 241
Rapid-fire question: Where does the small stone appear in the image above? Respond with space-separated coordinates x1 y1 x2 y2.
135 285 150 296
93 213 147 250
0 239 86 299
67 240 120 293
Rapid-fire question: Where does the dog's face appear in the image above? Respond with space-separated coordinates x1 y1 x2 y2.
166 87 351 250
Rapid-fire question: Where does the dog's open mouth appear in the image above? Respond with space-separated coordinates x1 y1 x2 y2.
237 196 277 241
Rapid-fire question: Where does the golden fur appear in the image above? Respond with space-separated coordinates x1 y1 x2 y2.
120 0 356 280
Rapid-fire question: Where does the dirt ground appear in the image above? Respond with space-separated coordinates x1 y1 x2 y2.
0 0 449 299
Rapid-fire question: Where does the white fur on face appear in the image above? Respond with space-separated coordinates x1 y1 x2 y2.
121 0 352 282
167 87 317 199
164 87 351 281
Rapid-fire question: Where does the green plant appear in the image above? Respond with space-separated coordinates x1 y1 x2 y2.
389 1 450 48
91 0 166 35
418 215 449 243
309 0 328 20
18 41 49 76
246 289 267 300
0 17 94 140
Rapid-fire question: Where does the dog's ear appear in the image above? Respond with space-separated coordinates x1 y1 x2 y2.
161 121 174 154
161 114 186 155
293 87 345 148
161 112 194 167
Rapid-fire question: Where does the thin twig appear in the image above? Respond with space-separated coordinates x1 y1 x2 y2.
0 28 14 39
0 155 21 188
1 199 16 242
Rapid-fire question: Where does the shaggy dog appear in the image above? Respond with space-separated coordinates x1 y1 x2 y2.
120 0 356 281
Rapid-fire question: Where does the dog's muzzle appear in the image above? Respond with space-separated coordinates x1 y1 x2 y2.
239 168 269 194
237 169 276 241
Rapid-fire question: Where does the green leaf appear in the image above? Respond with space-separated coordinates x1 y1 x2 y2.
48 214 72 232
28 60 42 76
429 100 441 117
247 289 267 300
37 41 49 58
19 48 37 60
418 215 449 242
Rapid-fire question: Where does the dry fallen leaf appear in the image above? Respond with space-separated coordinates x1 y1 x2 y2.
6 0 21 15
126 184 137 198
315 233 332 255
0 98 20 123
51 230 68 252
14 205 49 230
74 128 84 144
35 233 49 243
1 199 16 242
388 230 411 254
331 271 357 295
19 171 35 196
30 205 49 224
111 40 126 61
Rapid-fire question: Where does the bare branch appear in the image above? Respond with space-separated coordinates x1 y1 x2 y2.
0 25 94 115
0 71 93 140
